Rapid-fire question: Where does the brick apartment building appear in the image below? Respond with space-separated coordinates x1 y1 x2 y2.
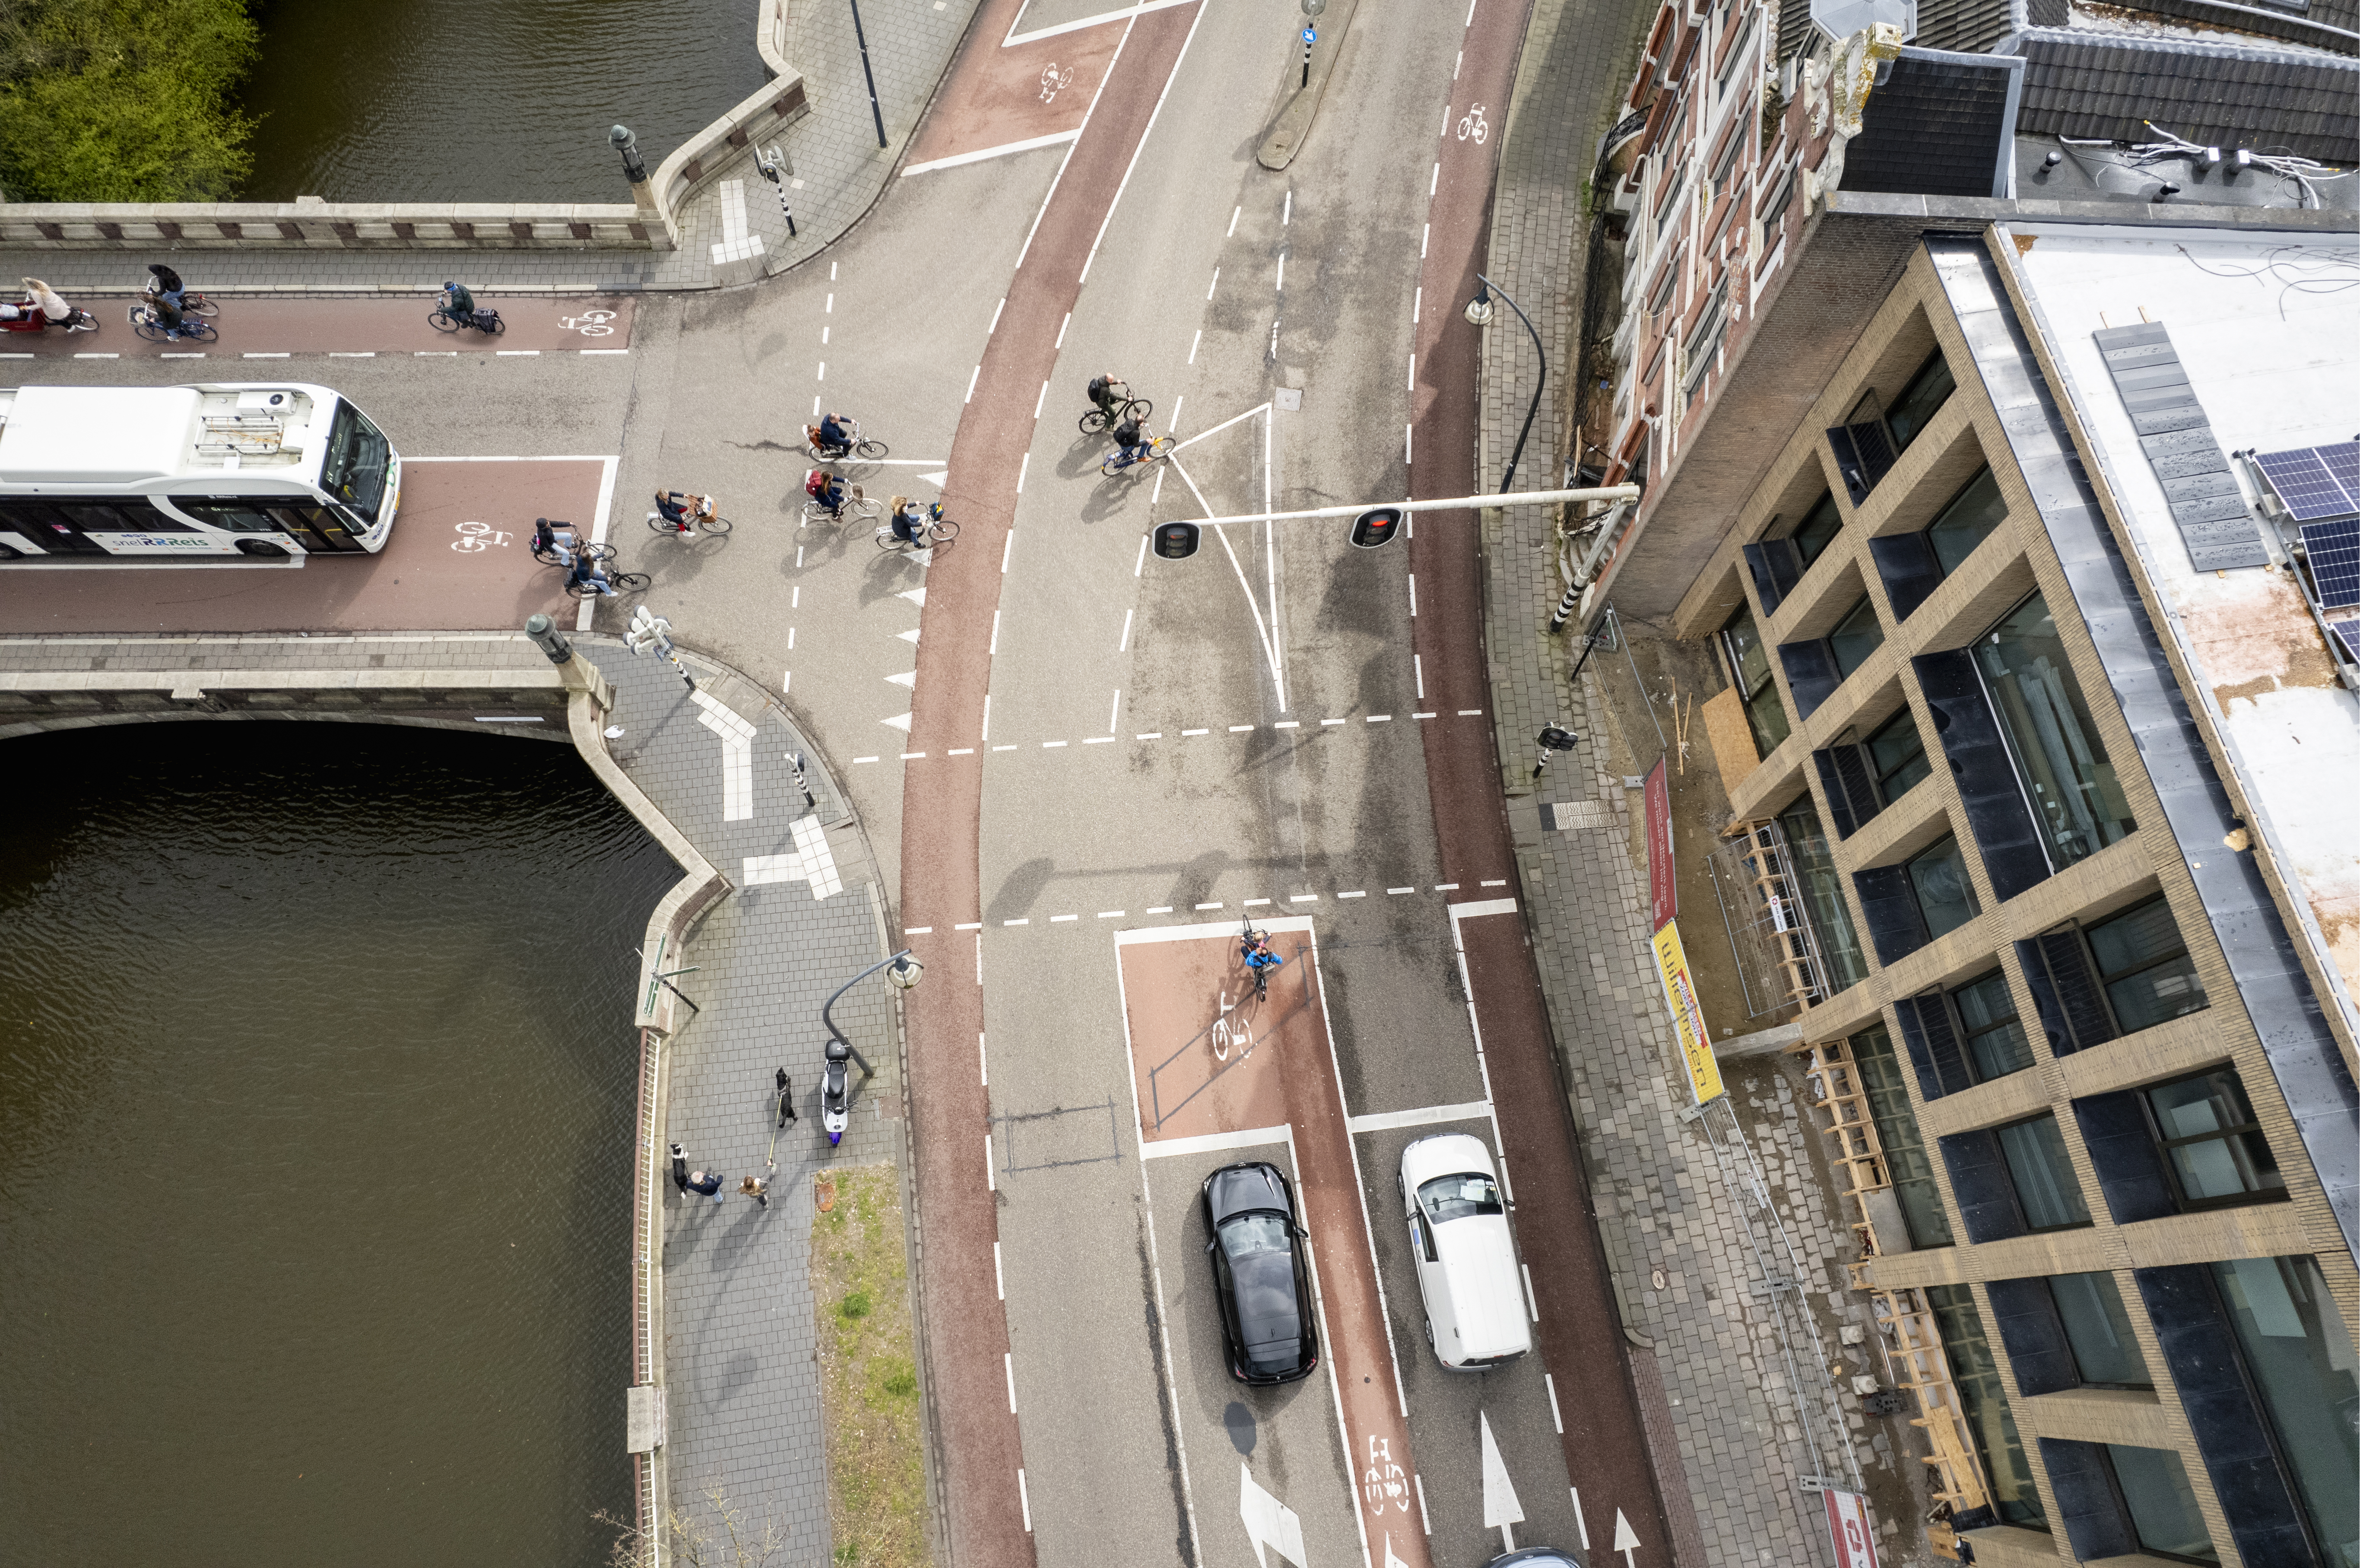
1566 0 2360 1562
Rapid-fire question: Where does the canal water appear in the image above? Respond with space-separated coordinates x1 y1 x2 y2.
0 721 676 1566
238 0 766 203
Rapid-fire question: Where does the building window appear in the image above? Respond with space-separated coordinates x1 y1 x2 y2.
1971 594 2136 868
1789 489 1845 571
2050 1271 2150 1388
1779 794 1869 993
2104 1446 2218 1564
1952 969 2034 1081
2085 896 2207 1033
1995 1113 2092 1231
1827 594 1885 681
1927 1285 2048 1529
2141 1067 2284 1209
1906 833 1978 940
1720 602 1790 759
1927 466 2008 576
1684 279 1729 400
1865 707 1929 804
1887 348 1957 454
1847 1023 1953 1247
2211 1255 2360 1562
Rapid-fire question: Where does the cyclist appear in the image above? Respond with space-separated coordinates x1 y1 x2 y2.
144 263 188 310
1242 933 1284 984
441 280 477 323
808 412 854 458
21 277 93 331
804 468 846 518
1086 372 1125 418
653 489 714 536
1111 412 1151 467
532 517 579 568
566 551 616 597
887 494 922 544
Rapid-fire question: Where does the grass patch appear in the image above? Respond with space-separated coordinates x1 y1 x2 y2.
811 1166 926 1568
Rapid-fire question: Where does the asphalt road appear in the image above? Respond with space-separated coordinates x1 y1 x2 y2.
0 0 1678 1560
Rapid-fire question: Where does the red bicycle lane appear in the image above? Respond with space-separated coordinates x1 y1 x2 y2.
0 295 634 359
894 3 1202 1566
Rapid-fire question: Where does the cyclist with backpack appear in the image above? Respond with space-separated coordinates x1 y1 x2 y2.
652 490 715 536
887 495 922 545
804 468 846 519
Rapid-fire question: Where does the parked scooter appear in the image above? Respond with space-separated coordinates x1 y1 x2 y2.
821 1039 853 1146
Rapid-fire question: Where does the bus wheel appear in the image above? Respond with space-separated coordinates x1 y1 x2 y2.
236 539 291 558
0 543 20 559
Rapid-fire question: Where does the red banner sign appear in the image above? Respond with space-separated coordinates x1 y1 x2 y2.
1644 759 1675 933
1823 1488 1881 1568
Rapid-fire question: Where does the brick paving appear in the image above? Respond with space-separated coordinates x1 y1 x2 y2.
1472 2 1923 1565
0 0 979 295
579 640 909 1564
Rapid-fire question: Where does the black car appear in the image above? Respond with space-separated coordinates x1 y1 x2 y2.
1200 1162 1319 1385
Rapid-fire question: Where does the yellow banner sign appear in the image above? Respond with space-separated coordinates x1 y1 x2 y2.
1651 919 1723 1106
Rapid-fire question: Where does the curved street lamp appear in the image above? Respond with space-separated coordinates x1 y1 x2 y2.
1465 272 1546 494
822 947 922 1061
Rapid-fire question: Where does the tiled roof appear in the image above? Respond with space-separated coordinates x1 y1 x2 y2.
2008 30 2360 161
1845 51 2023 197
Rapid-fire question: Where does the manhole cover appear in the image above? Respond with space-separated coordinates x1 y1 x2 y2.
1275 387 1304 412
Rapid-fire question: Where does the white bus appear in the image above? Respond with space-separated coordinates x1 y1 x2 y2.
0 382 400 561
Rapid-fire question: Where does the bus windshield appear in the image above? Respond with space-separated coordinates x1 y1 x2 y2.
320 401 391 522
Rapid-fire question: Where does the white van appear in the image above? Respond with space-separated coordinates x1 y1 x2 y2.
1399 1133 1532 1370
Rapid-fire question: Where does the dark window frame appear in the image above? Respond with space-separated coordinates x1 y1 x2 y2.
1864 706 1929 805
1886 346 1958 454
1720 602 1791 760
1950 967 2036 1084
1905 832 1980 941
1924 464 2009 578
2084 895 2207 1035
1993 1111 2096 1234
2049 1271 2154 1391
2136 1066 2287 1214
2097 1444 2222 1565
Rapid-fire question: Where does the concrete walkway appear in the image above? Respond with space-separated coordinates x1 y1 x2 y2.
0 0 979 295
580 639 911 1563
1472 1 1928 1565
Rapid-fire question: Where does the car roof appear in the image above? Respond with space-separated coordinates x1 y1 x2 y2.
1204 1161 1291 1225
1402 1132 1495 1186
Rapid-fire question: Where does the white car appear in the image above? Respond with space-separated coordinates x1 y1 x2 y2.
1399 1133 1532 1370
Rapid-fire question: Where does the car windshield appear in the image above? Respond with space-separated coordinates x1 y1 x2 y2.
319 401 391 522
1419 1173 1503 1222
1219 1212 1292 1257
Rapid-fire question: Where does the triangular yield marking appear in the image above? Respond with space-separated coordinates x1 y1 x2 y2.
899 586 926 605
1613 1509 1640 1550
885 672 916 688
917 470 949 487
897 628 920 644
1480 1411 1526 1527
880 713 913 732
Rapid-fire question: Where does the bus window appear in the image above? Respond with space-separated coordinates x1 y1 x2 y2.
0 496 105 554
263 504 361 553
54 498 192 533
320 403 391 522
173 499 293 533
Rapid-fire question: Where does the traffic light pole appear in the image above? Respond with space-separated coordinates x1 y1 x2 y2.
1180 484 1637 530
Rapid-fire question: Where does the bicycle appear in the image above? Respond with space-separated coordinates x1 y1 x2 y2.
429 302 505 335
1079 384 1152 435
805 418 888 462
875 505 959 552
647 494 733 538
1101 435 1176 478
127 304 216 343
1239 918 1282 1002
565 567 650 599
803 483 881 526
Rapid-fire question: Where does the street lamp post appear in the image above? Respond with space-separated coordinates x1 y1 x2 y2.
1465 272 1546 494
847 0 889 149
610 124 656 213
821 948 922 1072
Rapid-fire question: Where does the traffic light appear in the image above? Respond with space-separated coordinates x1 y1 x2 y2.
625 605 673 655
1351 506 1402 548
1154 521 1201 560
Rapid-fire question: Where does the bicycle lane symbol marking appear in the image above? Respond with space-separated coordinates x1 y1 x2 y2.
450 520 514 554
1456 104 1488 143
559 310 617 337
1363 1432 1412 1519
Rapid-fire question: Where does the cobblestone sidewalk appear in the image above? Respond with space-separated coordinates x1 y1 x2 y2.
0 0 979 295
580 640 915 1565
1472 1 1929 1565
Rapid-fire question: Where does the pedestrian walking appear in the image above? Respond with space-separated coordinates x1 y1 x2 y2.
670 1141 689 1192
776 1068 797 1127
740 1174 770 1209
686 1168 725 1203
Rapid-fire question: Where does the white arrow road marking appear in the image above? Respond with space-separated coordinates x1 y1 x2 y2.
690 690 756 821
1481 1409 1526 1554
742 816 843 898
1615 1507 1640 1565
1239 1462 1306 1568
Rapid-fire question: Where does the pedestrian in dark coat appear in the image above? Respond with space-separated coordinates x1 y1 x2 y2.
740 1174 770 1209
686 1168 724 1203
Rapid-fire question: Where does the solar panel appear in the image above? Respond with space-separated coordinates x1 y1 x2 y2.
2254 443 2360 523
2302 517 2360 610
2331 619 2360 666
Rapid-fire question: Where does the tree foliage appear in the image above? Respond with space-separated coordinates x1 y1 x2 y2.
0 0 260 201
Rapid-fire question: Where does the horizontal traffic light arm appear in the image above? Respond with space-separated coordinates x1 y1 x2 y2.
1182 485 1639 529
